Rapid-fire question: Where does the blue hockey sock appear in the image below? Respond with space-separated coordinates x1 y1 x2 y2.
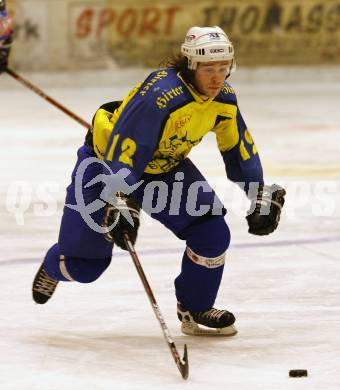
175 215 230 312
44 243 111 283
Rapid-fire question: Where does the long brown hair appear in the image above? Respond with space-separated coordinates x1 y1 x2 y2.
160 54 195 85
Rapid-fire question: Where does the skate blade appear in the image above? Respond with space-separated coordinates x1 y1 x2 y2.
181 322 237 337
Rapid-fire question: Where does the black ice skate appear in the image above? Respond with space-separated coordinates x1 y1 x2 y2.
32 263 59 304
177 303 237 336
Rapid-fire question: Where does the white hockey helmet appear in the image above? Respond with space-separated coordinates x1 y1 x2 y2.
181 26 235 71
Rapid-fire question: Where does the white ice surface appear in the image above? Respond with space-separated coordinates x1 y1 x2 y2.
0 66 340 389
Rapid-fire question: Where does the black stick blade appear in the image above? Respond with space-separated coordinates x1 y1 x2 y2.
178 344 189 380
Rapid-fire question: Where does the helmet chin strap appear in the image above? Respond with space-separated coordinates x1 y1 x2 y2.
225 62 233 79
188 81 210 100
192 83 205 96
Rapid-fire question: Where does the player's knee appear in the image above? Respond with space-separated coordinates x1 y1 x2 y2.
184 214 230 258
61 256 111 283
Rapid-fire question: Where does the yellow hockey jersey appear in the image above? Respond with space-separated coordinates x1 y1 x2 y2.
92 68 263 189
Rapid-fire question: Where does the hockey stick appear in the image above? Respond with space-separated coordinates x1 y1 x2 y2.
123 232 189 380
5 67 91 129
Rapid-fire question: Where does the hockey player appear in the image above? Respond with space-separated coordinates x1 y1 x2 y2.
0 0 12 73
32 26 285 336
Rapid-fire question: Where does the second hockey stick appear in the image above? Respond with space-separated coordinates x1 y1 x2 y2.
123 232 189 380
5 67 91 129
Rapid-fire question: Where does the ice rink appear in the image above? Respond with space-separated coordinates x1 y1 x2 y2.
1 66 340 389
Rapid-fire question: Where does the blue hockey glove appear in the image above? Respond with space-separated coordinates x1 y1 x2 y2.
246 184 286 235
102 192 140 250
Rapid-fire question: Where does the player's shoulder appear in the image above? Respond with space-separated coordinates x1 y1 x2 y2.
137 68 189 110
138 68 176 96
216 81 238 104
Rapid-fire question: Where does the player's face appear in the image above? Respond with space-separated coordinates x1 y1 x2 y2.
194 61 232 98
